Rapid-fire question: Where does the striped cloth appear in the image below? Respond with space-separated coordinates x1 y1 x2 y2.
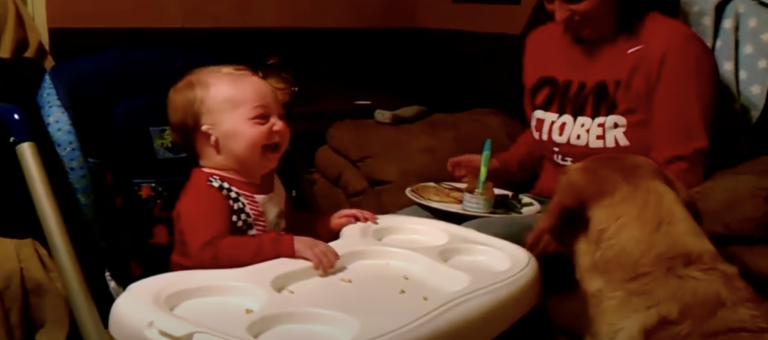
206 175 267 236
238 189 268 234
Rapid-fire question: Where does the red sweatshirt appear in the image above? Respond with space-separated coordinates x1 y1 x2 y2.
495 12 718 198
170 168 336 271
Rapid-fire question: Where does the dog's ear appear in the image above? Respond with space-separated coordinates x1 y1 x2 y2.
660 170 703 226
535 173 589 252
544 200 589 252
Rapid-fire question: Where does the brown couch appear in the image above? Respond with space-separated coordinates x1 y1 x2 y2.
310 108 526 214
310 107 768 339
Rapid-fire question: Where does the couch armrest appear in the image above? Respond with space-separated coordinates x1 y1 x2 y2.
314 145 370 198
691 156 768 240
719 245 768 298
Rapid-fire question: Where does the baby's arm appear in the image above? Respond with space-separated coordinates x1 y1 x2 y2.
286 208 376 243
172 194 295 270
285 211 337 243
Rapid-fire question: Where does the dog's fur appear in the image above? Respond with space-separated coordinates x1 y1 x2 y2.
538 154 768 340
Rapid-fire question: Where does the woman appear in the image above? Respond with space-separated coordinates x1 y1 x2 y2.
400 0 718 247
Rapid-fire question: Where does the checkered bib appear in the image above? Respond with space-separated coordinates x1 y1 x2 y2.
207 175 266 236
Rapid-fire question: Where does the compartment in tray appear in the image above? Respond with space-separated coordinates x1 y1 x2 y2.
247 310 359 340
271 247 470 297
438 244 511 272
164 283 267 332
370 224 449 248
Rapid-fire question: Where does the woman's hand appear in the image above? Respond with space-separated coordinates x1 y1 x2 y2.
447 154 501 183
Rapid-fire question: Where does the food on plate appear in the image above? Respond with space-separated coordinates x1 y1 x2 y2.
399 289 406 294
403 275 409 280
461 181 496 214
284 288 294 294
422 296 428 301
410 183 463 204
245 308 254 314
340 278 352 284
411 182 535 215
492 193 535 214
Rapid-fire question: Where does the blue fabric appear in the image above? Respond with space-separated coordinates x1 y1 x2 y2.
37 48 220 245
713 0 768 123
38 73 97 225
682 0 768 123
0 104 32 145
681 0 720 46
47 47 219 162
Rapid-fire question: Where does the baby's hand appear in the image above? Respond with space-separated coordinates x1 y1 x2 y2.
293 236 339 274
329 209 377 232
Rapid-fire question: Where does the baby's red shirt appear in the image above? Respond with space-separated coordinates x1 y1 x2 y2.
495 13 718 197
170 168 334 271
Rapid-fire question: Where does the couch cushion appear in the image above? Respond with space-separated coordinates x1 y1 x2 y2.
691 156 768 240
689 156 768 298
313 109 526 213
314 145 370 198
719 245 768 297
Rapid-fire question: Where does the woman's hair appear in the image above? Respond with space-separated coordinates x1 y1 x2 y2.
617 0 680 33
521 0 681 37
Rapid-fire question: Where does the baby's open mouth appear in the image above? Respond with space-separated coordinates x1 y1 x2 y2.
262 142 283 153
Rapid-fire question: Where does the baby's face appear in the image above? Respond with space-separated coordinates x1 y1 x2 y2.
203 74 290 176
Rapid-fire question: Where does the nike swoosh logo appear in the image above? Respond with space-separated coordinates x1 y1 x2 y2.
627 45 645 54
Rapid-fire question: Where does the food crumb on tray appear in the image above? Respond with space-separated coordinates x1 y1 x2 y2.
245 308 254 314
403 275 409 280
284 288 294 294
422 296 428 301
399 289 405 294
340 278 352 284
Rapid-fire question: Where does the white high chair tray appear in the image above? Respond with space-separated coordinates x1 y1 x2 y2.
108 215 541 340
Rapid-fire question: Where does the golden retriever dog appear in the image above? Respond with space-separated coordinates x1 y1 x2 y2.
534 154 768 340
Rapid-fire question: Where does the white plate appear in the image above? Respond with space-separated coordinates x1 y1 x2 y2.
405 182 541 218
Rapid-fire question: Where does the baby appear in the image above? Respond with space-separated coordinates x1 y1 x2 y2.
167 65 376 272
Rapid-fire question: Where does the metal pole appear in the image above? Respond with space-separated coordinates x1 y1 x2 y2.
16 142 110 340
1 104 108 340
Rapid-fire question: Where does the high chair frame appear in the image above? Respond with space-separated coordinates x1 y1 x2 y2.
1 104 109 340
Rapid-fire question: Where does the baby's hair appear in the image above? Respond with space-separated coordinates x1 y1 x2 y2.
167 64 257 154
